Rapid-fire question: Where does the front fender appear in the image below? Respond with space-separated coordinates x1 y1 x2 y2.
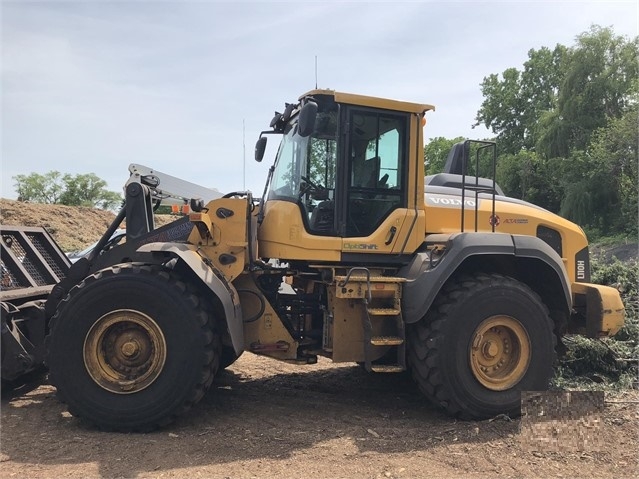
137 242 244 355
399 233 572 323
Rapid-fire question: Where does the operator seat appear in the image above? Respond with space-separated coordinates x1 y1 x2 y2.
309 200 334 233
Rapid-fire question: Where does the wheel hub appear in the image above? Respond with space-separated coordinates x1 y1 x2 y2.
83 310 167 394
482 340 499 359
470 316 531 391
120 341 139 358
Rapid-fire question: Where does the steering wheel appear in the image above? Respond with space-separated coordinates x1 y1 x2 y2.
300 175 326 199
301 175 322 191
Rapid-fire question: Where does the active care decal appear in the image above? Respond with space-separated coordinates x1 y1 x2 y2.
491 217 530 228
425 194 478 208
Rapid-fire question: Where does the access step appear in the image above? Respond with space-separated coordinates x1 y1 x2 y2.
370 336 404 346
334 275 407 284
367 308 401 316
370 364 405 373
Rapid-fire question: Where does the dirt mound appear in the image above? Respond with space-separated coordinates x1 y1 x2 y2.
0 198 173 253
593 242 639 263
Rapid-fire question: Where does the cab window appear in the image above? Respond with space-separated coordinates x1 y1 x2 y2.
346 110 407 237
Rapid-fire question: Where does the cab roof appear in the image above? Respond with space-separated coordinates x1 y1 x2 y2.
299 89 435 114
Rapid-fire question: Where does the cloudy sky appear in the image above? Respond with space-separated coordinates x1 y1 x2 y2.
2 1 637 200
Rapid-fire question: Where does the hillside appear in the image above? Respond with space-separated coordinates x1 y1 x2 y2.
0 199 173 253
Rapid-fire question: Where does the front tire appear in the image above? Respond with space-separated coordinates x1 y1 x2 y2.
219 347 243 370
408 273 556 419
46 263 220 431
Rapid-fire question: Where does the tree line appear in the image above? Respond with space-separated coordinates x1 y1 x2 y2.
425 25 638 239
13 171 121 210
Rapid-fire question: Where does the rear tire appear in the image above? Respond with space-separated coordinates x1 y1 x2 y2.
46 263 220 431
408 273 556 419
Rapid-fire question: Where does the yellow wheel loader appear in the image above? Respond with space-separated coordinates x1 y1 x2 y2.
40 90 624 431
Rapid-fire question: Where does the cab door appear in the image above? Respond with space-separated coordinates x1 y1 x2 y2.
338 107 410 255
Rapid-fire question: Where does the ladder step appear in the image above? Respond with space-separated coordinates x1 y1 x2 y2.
334 275 406 284
370 364 405 373
370 336 404 346
367 308 401 316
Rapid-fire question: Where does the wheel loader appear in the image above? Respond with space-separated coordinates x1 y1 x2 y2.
3 89 625 431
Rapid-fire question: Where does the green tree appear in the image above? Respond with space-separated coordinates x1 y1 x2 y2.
556 151 607 229
14 171 65 204
559 103 639 236
495 150 562 212
59 173 121 210
476 26 637 160
474 25 638 238
539 26 639 157
13 171 122 210
474 45 567 155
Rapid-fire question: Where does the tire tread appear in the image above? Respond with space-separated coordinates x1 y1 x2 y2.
46 263 221 432
407 272 557 420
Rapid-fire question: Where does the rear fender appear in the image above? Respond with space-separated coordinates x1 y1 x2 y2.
136 242 244 355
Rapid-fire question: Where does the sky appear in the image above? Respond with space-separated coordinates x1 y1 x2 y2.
1 1 638 201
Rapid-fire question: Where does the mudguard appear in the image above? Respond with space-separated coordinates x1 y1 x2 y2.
136 242 244 355
399 233 572 323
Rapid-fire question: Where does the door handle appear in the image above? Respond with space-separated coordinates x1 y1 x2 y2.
385 226 397 245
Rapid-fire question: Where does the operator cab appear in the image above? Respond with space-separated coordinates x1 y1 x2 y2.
256 90 433 262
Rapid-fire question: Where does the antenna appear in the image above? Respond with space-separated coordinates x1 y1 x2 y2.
242 119 246 190
315 55 318 88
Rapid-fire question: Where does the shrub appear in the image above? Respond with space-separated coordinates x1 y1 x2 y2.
552 255 638 390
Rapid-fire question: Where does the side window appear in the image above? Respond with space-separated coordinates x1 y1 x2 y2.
346 111 406 237
308 136 336 191
303 136 337 234
303 110 338 235
270 139 294 195
376 127 400 188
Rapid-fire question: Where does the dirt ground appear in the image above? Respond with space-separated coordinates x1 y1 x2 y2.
1 356 638 479
1 198 638 478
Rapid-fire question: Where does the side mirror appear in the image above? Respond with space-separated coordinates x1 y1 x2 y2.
297 101 318 138
255 137 267 162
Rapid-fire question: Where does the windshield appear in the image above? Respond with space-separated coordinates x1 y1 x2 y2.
268 109 338 203
268 123 309 201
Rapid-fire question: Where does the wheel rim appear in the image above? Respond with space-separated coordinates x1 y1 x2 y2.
469 315 531 391
83 309 167 394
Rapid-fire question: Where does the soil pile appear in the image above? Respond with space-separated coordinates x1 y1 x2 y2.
0 198 173 253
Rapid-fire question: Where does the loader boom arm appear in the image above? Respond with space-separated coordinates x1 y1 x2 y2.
126 164 223 207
